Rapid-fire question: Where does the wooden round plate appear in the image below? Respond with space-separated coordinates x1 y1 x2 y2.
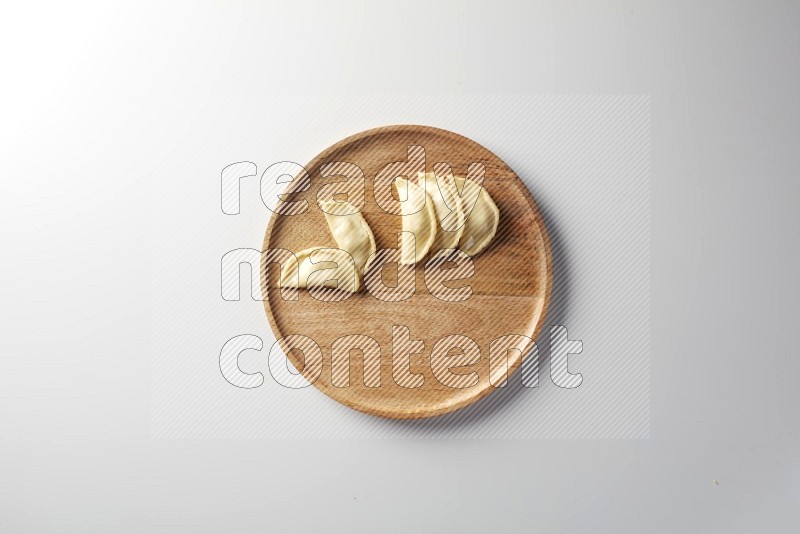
262 125 552 419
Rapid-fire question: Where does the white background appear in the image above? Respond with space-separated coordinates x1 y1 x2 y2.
2 1 799 532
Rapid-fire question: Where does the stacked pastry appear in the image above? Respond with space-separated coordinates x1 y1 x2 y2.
281 172 499 292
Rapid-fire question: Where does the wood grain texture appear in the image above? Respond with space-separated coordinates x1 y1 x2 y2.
261 125 552 418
